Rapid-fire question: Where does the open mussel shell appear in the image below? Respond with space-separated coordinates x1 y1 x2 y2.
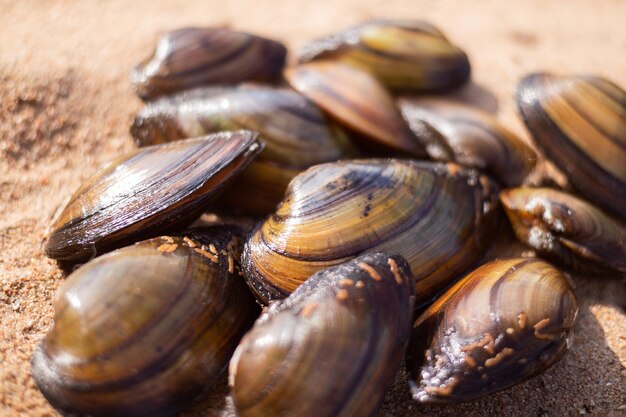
501 187 626 274
242 159 501 306
131 27 287 100
298 19 470 92
516 73 626 220
408 258 578 404
398 98 537 186
230 252 415 417
131 86 355 213
45 131 262 262
32 227 260 417
285 61 429 157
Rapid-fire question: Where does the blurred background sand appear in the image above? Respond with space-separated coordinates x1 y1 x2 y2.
1 1 624 416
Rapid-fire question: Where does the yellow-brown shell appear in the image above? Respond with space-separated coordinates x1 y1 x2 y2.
242 159 500 306
408 258 578 404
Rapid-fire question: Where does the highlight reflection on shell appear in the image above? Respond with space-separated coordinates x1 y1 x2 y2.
398 98 537 186
298 20 471 92
230 252 415 417
45 132 262 262
132 27 286 100
516 73 626 220
242 159 500 306
130 86 355 213
32 227 260 417
408 258 578 404
285 61 428 157
501 187 626 274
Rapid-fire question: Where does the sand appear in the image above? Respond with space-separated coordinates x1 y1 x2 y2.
1 0 624 416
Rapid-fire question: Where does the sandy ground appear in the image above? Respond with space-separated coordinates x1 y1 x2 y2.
1 0 625 416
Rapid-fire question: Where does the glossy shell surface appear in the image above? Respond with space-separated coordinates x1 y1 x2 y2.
501 187 626 273
132 27 286 100
399 98 537 186
242 159 500 306
298 20 470 92
517 73 626 219
33 227 260 417
408 258 578 404
45 132 262 262
230 252 415 417
285 61 428 157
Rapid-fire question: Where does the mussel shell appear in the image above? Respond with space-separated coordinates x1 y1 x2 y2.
230 252 415 417
45 132 262 262
285 61 428 157
516 73 626 220
298 19 470 92
242 159 500 306
132 28 287 100
398 98 537 186
501 187 626 274
32 227 260 417
408 258 578 404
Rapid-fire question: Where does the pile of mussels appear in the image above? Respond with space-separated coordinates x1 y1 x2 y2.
33 21 625 417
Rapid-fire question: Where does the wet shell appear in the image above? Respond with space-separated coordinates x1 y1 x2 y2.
130 86 355 213
32 227 260 417
230 252 415 417
501 187 626 274
285 61 428 157
298 20 470 92
407 258 578 404
242 159 500 306
45 131 262 262
398 98 537 186
132 27 286 100
516 73 626 220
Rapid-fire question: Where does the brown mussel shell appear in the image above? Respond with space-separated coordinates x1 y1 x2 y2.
242 159 500 306
132 27 287 100
516 73 626 220
130 86 355 213
285 61 429 157
230 252 415 417
45 131 262 262
408 258 578 404
398 98 537 186
32 227 260 417
298 19 470 92
501 187 626 274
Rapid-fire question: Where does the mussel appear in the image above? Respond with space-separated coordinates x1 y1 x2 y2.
32 227 260 417
132 27 287 100
501 187 626 274
298 19 470 92
285 61 429 157
516 73 626 220
131 86 355 213
408 258 578 404
398 98 537 186
230 252 415 417
45 131 262 262
242 159 501 306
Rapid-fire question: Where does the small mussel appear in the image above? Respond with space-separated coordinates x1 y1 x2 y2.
131 86 355 213
32 227 260 417
132 27 287 100
501 187 626 274
285 61 429 157
45 131 262 262
408 258 578 404
398 98 537 186
298 19 470 92
230 252 415 417
242 159 500 306
516 73 626 220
